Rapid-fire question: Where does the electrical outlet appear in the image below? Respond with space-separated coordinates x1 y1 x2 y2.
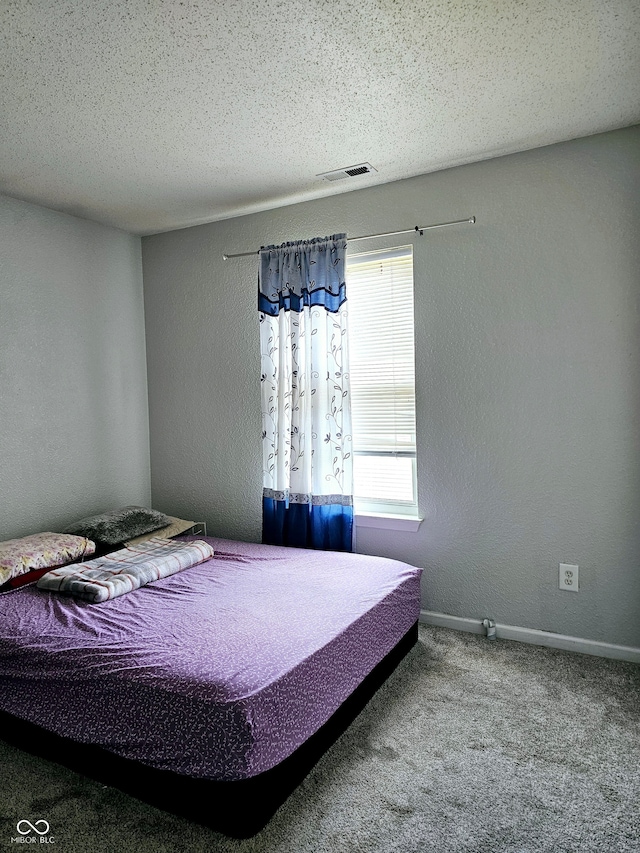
559 563 579 592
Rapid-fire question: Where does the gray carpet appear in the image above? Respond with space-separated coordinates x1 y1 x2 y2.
2 625 639 852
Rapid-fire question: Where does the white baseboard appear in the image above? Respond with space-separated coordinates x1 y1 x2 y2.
419 609 640 664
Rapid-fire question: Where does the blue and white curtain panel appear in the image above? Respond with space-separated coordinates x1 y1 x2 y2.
259 234 354 551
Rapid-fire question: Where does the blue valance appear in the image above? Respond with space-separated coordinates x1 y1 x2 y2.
258 234 347 316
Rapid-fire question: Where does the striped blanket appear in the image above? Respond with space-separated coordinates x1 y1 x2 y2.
37 538 214 603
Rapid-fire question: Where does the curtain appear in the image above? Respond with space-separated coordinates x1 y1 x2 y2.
259 234 353 551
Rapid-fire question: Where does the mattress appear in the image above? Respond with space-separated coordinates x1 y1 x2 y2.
0 536 422 782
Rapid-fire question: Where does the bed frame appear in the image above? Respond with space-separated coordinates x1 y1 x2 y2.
1 620 418 838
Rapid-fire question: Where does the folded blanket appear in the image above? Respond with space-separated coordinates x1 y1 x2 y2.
37 538 214 603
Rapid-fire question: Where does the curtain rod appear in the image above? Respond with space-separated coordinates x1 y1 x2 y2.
222 216 476 259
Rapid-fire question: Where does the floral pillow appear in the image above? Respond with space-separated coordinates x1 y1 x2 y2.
0 532 96 585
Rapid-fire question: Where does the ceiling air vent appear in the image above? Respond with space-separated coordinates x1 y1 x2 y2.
317 163 378 182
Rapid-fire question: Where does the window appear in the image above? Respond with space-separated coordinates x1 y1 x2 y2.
346 245 419 520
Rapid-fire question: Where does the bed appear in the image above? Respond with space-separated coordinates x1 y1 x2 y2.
0 535 422 837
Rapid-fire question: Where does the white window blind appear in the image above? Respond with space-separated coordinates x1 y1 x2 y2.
346 245 418 514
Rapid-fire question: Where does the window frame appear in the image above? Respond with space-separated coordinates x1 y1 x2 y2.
345 244 421 525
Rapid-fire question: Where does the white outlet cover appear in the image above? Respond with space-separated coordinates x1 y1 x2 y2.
559 563 579 592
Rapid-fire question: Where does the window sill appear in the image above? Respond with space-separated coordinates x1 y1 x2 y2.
355 512 423 532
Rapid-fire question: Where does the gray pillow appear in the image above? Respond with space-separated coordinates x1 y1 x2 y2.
63 506 171 546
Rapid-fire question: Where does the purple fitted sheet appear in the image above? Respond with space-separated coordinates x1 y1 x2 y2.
0 537 422 781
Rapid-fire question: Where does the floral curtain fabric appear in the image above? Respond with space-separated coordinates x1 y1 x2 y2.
259 234 353 550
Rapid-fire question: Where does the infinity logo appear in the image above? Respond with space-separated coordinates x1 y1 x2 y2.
16 820 50 836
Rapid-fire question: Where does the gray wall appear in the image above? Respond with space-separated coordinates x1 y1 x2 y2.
142 126 640 648
0 194 150 539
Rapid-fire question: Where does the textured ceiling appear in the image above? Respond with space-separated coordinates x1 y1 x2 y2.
1 0 639 235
